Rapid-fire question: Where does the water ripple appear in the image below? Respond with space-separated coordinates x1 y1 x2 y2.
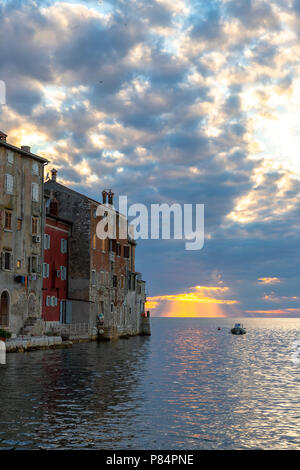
0 318 300 449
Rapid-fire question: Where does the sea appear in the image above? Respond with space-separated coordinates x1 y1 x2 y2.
0 317 299 450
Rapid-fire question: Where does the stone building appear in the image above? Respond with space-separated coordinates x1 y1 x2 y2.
44 169 147 338
0 131 48 334
42 208 72 324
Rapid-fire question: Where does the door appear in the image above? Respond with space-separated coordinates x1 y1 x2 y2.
0 291 9 326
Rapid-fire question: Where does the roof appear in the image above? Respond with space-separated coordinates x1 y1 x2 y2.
46 213 73 227
0 140 48 164
45 179 100 205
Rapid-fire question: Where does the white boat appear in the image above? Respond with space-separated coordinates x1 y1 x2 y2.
231 323 246 335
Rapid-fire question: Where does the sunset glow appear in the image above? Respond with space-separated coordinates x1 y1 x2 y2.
146 285 239 317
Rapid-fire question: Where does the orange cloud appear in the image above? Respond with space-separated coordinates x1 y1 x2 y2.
245 308 300 316
146 285 239 318
258 277 281 284
263 294 298 302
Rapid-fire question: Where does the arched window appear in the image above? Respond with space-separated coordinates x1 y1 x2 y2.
0 291 9 326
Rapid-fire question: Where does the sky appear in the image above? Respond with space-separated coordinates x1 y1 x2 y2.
1 0 300 317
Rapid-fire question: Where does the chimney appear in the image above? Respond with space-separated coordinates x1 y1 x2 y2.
108 190 114 205
51 168 57 182
0 131 7 142
102 190 108 204
21 145 31 153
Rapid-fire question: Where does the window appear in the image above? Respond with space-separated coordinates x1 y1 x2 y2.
4 210 12 230
92 234 97 250
91 270 96 286
0 291 9 326
116 243 121 256
113 275 117 288
42 263 49 279
61 239 67 253
46 296 51 307
17 219 22 231
123 246 130 258
44 234 50 249
32 162 39 175
2 252 12 271
111 303 114 313
101 239 106 252
60 300 67 323
28 256 39 274
7 150 14 165
32 182 39 202
61 266 67 281
31 217 38 235
51 296 57 307
109 239 116 252
5 174 14 194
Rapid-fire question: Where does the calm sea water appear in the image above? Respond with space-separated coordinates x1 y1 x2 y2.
0 318 299 450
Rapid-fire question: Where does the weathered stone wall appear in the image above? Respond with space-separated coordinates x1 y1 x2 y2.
0 145 45 334
44 180 148 338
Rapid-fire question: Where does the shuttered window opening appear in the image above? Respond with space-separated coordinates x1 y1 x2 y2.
28 256 39 274
32 162 39 175
32 182 39 202
4 210 12 230
61 239 67 253
2 252 12 271
61 266 67 281
91 270 96 286
32 217 38 235
44 234 50 249
5 174 14 194
43 263 50 279
7 150 14 165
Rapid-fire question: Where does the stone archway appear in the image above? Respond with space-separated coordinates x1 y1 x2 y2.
0 291 9 326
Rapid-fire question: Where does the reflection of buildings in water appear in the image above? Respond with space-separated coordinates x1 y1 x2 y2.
34 338 151 445
0 340 5 365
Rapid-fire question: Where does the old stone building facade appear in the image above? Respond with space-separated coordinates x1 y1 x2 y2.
45 170 147 338
0 131 48 334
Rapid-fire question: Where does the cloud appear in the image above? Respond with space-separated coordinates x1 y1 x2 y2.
263 293 299 302
245 308 300 316
257 277 281 284
1 0 300 316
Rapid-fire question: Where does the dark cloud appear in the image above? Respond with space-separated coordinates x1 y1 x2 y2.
226 0 280 30
0 0 300 316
